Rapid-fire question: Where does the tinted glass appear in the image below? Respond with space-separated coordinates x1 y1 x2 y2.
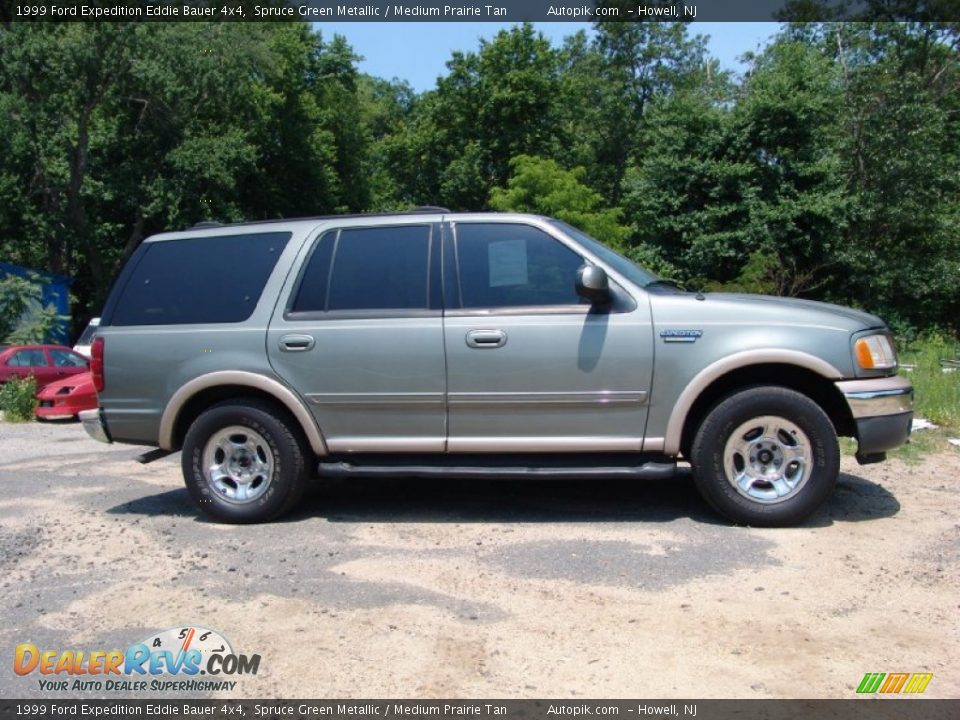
324 226 431 311
289 233 335 313
8 349 47 367
455 223 585 308
550 220 659 287
111 233 291 325
50 350 88 367
75 321 99 346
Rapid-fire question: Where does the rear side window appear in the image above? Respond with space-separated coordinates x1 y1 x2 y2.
75 320 99 346
7 349 47 367
291 225 431 313
110 233 291 325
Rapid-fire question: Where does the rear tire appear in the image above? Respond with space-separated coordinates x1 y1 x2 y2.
690 386 839 527
182 400 308 523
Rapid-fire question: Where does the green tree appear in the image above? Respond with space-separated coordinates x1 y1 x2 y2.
392 24 567 210
826 22 960 329
624 40 848 296
0 23 137 293
589 15 707 202
489 155 629 246
0 22 368 326
777 10 960 329
0 273 65 343
621 65 744 283
357 75 419 210
729 39 848 295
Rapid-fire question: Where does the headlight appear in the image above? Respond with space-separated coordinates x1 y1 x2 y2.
855 334 897 370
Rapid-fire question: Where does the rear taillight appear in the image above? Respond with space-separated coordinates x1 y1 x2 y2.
91 336 105 392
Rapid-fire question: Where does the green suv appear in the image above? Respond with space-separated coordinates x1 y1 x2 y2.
81 211 913 526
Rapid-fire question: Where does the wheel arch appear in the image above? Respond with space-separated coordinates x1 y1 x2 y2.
665 352 854 458
159 371 327 456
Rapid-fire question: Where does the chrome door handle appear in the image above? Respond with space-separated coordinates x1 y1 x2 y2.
279 334 316 352
465 329 507 349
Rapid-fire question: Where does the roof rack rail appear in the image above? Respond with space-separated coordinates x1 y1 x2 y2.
408 206 451 213
176 208 468 231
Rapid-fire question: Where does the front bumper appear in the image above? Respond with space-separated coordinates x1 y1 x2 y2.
79 408 113 444
835 376 913 459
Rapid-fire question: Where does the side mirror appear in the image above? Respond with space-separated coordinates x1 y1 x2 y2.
576 264 611 304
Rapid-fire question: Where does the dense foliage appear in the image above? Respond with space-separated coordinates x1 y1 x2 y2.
0 273 65 343
0 375 37 422
0 19 957 336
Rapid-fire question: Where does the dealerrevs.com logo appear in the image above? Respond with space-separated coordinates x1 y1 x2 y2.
14 626 260 693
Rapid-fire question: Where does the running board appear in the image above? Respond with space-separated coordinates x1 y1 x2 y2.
317 453 677 481
135 448 174 464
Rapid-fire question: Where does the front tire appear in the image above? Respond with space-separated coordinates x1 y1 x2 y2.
182 400 308 523
690 386 839 527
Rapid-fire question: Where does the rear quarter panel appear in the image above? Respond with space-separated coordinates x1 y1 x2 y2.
97 225 316 446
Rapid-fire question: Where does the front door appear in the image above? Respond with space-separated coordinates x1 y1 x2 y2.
442 220 654 452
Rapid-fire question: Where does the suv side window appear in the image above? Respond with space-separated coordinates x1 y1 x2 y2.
110 232 291 326
453 223 586 309
291 225 432 313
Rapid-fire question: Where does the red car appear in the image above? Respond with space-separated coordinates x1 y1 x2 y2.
0 344 89 390
35 371 98 420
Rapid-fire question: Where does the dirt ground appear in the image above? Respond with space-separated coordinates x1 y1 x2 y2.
0 421 957 699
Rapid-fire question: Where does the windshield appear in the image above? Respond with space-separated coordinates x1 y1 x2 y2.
549 220 660 288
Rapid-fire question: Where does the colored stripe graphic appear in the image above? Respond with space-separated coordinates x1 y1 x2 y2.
857 673 885 694
181 628 196 653
903 673 934 694
880 673 910 693
857 672 932 694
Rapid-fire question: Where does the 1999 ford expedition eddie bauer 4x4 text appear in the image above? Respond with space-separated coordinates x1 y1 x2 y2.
80 210 913 526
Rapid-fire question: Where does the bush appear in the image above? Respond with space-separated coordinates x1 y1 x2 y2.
0 376 38 422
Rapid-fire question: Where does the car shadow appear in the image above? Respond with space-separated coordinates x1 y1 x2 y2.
806 471 902 526
106 469 899 527
106 487 198 519
294 469 725 525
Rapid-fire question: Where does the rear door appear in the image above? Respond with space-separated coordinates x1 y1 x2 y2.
4 348 55 386
442 219 654 451
267 220 446 452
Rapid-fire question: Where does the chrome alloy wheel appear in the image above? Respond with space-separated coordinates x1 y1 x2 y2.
722 415 812 504
201 426 274 504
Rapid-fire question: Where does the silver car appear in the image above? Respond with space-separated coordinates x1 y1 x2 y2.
81 211 912 526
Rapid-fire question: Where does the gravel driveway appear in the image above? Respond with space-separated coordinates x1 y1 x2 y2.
1 421 957 699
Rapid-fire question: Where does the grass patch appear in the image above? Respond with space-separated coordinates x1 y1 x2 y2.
886 429 949 465
898 333 960 429
883 333 959 463
841 428 955 465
